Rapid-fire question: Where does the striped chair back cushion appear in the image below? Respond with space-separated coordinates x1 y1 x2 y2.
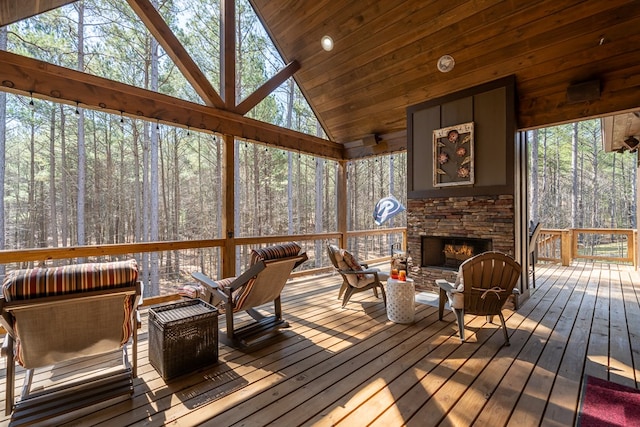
2 259 139 301
249 242 301 265
234 242 302 309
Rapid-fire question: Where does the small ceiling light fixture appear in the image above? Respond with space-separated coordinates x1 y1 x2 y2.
321 35 334 52
437 54 455 73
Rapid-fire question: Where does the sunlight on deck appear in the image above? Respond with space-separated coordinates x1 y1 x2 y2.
1 262 640 426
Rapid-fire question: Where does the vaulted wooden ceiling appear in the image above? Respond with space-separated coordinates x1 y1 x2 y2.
1 0 639 159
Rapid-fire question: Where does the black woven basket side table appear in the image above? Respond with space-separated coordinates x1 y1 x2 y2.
148 299 218 380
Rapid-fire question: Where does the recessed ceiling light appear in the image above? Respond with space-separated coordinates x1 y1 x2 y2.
437 54 455 73
321 35 334 51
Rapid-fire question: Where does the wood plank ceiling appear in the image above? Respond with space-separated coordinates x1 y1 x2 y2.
250 0 640 156
1 0 640 159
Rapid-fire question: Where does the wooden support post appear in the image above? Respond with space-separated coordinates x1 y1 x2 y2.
221 0 236 109
222 134 236 278
337 160 348 249
561 229 572 266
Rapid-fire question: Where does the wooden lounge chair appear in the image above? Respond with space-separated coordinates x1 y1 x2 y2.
436 251 521 346
190 242 307 349
326 244 387 309
0 259 141 424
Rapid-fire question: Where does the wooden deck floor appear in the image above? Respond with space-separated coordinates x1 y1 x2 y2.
1 261 640 426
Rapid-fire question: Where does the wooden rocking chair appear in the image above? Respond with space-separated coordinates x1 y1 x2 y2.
191 242 307 349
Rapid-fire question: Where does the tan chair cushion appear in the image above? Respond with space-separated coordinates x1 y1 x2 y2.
337 249 378 288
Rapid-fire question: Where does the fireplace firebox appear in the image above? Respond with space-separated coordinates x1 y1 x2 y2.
422 236 492 269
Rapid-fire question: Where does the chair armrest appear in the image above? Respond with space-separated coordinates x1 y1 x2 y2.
191 271 230 305
293 253 308 269
191 271 221 290
340 268 380 275
1 333 11 357
436 279 458 293
137 281 144 305
0 298 15 337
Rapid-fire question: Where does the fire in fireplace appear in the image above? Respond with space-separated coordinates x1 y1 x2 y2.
422 236 492 269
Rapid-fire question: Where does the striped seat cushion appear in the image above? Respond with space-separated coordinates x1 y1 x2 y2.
2 259 139 301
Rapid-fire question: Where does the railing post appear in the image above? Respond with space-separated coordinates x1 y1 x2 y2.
561 229 572 266
222 134 236 278
337 160 348 249
633 230 637 269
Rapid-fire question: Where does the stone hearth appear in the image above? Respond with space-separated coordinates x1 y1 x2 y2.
407 195 515 291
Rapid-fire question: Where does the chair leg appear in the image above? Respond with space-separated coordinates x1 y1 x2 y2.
338 281 348 300
342 287 355 308
532 264 536 289
438 288 447 320
3 334 14 415
453 308 465 342
379 284 387 307
372 286 379 298
498 312 510 346
226 301 235 341
274 296 283 320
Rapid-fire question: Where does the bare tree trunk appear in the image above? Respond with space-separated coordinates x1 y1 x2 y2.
28 113 36 249
315 156 324 267
0 26 6 273
172 130 180 277
530 130 539 227
141 0 161 295
49 107 59 247
133 124 142 243
611 155 617 229
571 123 578 229
591 127 599 228
253 145 259 235
286 79 294 234
76 0 86 247
60 105 69 247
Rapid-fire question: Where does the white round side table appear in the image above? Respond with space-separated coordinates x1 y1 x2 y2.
386 277 415 323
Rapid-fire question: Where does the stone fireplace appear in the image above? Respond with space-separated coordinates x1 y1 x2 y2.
422 236 492 269
407 195 515 291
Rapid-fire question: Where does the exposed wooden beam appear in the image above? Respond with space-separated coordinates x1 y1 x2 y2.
126 0 225 109
221 0 236 108
235 60 301 115
0 50 343 159
0 0 76 26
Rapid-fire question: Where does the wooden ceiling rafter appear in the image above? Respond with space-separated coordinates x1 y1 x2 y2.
126 0 225 109
0 0 77 26
235 60 300 115
0 50 343 159
0 0 340 158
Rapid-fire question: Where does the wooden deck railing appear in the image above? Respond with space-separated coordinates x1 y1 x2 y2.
537 228 636 268
0 228 407 304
